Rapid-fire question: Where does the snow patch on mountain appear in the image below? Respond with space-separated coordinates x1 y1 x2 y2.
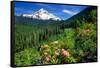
21 8 61 20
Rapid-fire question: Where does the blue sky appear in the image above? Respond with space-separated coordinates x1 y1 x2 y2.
14 2 88 20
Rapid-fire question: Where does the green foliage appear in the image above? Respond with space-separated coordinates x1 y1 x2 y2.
15 48 41 66
64 56 76 63
63 28 75 49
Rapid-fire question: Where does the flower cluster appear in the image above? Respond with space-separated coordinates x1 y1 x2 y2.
40 41 73 64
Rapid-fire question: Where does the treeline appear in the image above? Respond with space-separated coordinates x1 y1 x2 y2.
15 16 61 25
15 22 65 52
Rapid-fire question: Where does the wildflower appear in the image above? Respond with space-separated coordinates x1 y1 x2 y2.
61 49 70 57
43 44 49 49
44 52 48 56
54 50 60 56
45 55 51 62
41 44 49 50
45 57 50 62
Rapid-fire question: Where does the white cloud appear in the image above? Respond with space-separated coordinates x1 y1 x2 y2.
62 9 78 15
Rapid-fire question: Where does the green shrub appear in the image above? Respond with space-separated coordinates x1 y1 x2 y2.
15 48 41 66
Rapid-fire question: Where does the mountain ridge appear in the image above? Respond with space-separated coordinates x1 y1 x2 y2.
65 6 97 28
17 8 61 21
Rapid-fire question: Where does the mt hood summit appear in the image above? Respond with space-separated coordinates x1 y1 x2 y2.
21 8 61 20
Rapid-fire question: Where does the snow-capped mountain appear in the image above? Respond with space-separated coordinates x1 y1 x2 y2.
21 8 61 20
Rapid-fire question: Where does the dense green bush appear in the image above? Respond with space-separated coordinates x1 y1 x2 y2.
15 48 41 66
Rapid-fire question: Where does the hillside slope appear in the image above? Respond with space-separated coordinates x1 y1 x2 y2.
65 6 97 28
